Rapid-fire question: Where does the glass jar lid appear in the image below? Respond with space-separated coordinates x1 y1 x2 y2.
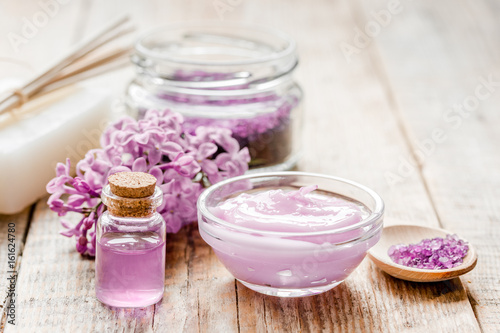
132 23 298 90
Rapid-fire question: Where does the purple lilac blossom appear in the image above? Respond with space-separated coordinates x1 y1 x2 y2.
47 109 250 256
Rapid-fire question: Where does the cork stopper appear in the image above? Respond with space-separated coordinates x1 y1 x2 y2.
108 172 157 198
103 172 161 218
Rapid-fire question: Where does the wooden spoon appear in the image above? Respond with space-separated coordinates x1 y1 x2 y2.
367 225 477 282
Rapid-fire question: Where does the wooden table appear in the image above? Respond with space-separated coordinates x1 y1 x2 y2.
1 0 499 332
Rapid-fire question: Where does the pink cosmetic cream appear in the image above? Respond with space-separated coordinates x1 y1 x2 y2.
197 172 384 297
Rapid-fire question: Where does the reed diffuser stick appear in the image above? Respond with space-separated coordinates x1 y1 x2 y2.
0 16 134 116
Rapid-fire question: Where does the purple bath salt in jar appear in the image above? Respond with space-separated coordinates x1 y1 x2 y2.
126 24 303 171
95 172 166 307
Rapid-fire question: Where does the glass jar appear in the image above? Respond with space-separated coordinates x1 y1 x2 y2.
126 24 303 172
95 185 166 307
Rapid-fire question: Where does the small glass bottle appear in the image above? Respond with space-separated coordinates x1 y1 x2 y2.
95 172 166 307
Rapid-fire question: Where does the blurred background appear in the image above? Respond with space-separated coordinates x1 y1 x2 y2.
1 0 499 214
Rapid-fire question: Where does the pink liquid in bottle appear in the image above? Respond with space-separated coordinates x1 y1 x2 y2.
96 231 165 307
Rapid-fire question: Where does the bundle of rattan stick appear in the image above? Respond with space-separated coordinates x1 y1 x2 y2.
0 16 134 117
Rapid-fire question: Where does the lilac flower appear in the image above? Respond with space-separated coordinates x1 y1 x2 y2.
214 131 251 179
46 158 73 194
47 109 250 256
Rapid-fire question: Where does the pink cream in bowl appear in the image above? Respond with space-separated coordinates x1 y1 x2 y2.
197 172 384 297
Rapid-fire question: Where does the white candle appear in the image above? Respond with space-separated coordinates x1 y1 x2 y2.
0 86 112 214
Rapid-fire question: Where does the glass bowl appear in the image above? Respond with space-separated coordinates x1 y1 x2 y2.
197 172 384 297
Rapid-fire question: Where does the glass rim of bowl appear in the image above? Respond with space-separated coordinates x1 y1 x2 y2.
197 171 385 238
134 22 297 67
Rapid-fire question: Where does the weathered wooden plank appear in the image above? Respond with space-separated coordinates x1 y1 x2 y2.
188 226 239 332
354 0 500 331
153 224 240 332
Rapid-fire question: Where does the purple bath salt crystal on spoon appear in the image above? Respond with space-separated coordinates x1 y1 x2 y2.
388 234 469 270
